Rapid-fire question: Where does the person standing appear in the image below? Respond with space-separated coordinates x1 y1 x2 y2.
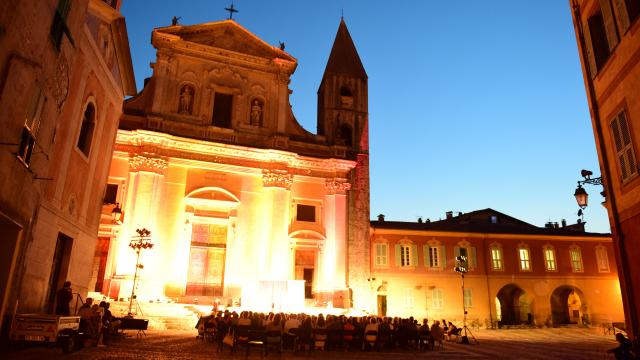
55 281 73 316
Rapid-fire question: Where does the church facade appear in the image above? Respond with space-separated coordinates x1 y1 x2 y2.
94 19 371 311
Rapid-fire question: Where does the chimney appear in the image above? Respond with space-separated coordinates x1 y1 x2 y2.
554 222 559 229
545 222 554 229
561 219 567 227
417 217 423 223
445 211 453 220
377 214 385 222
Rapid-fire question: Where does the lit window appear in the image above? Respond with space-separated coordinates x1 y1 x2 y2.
519 247 531 271
544 246 557 271
18 85 46 167
404 288 414 308
374 243 388 267
432 288 443 310
400 245 411 267
596 246 610 272
611 110 638 182
77 103 96 156
570 246 584 272
490 246 503 271
463 288 473 308
429 246 440 268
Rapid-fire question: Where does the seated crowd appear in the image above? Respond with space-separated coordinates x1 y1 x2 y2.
196 309 464 353
77 297 122 346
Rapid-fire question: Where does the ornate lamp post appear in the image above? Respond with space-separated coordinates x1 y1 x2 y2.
128 228 153 315
573 170 604 220
454 255 477 344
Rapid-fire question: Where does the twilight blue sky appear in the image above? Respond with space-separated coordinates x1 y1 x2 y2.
121 0 611 233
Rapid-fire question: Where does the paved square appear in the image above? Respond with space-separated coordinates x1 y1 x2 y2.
3 328 620 360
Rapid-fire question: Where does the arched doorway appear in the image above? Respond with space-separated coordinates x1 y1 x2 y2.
377 284 388 317
496 284 532 325
550 286 587 326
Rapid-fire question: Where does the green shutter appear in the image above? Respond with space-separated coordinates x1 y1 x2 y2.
395 244 401 267
613 0 631 33
440 246 446 269
412 245 418 267
599 0 620 51
470 247 477 269
424 245 430 268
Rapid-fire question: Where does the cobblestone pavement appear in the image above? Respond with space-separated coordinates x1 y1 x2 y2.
2 328 620 360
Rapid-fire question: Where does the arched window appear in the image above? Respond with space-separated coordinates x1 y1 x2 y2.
543 245 557 271
339 86 353 107
77 102 96 156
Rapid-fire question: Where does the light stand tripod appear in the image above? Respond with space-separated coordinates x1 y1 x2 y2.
455 255 478 345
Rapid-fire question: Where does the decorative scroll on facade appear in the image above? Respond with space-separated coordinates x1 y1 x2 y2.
128 154 168 174
262 169 293 189
325 178 351 195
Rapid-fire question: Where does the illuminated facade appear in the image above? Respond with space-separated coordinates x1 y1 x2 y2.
93 19 371 310
370 209 624 326
570 0 640 338
0 0 135 328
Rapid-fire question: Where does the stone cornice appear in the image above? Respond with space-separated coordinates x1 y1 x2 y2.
115 130 357 176
152 32 296 75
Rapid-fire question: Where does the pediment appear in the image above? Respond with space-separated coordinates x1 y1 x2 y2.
157 20 295 62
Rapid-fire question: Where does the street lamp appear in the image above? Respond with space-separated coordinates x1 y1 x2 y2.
111 203 122 224
454 255 477 345
573 169 604 213
128 228 153 315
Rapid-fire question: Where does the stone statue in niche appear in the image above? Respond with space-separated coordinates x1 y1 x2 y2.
179 85 194 114
250 99 263 126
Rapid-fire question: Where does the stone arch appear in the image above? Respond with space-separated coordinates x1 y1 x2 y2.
339 85 354 107
550 285 588 326
496 283 533 325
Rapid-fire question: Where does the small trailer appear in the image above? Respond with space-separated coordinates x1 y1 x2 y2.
10 314 82 353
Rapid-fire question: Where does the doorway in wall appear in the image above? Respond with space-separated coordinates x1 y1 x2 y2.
46 233 73 313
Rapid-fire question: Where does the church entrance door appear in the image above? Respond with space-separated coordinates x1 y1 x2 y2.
185 222 227 296
295 249 315 300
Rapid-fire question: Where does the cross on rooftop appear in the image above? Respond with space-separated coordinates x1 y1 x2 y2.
225 2 238 20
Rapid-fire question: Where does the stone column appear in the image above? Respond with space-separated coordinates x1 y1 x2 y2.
322 178 351 306
112 154 167 301
262 170 292 281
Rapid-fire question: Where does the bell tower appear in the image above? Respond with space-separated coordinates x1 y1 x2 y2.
318 19 370 310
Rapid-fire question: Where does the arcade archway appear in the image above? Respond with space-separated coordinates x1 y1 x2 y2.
550 286 587 326
496 284 533 325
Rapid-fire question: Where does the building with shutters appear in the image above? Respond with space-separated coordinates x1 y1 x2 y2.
0 0 135 329
370 209 624 326
92 18 372 312
569 0 640 338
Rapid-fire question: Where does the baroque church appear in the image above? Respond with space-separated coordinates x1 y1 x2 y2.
95 18 372 311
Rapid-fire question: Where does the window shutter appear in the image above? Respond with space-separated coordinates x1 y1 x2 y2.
619 112 638 178
470 247 477 269
424 245 430 267
454 246 460 258
599 0 620 51
412 245 418 267
583 20 598 79
612 0 631 33
440 246 446 269
395 244 401 267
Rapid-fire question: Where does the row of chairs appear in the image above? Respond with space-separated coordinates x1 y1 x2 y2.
203 324 444 356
